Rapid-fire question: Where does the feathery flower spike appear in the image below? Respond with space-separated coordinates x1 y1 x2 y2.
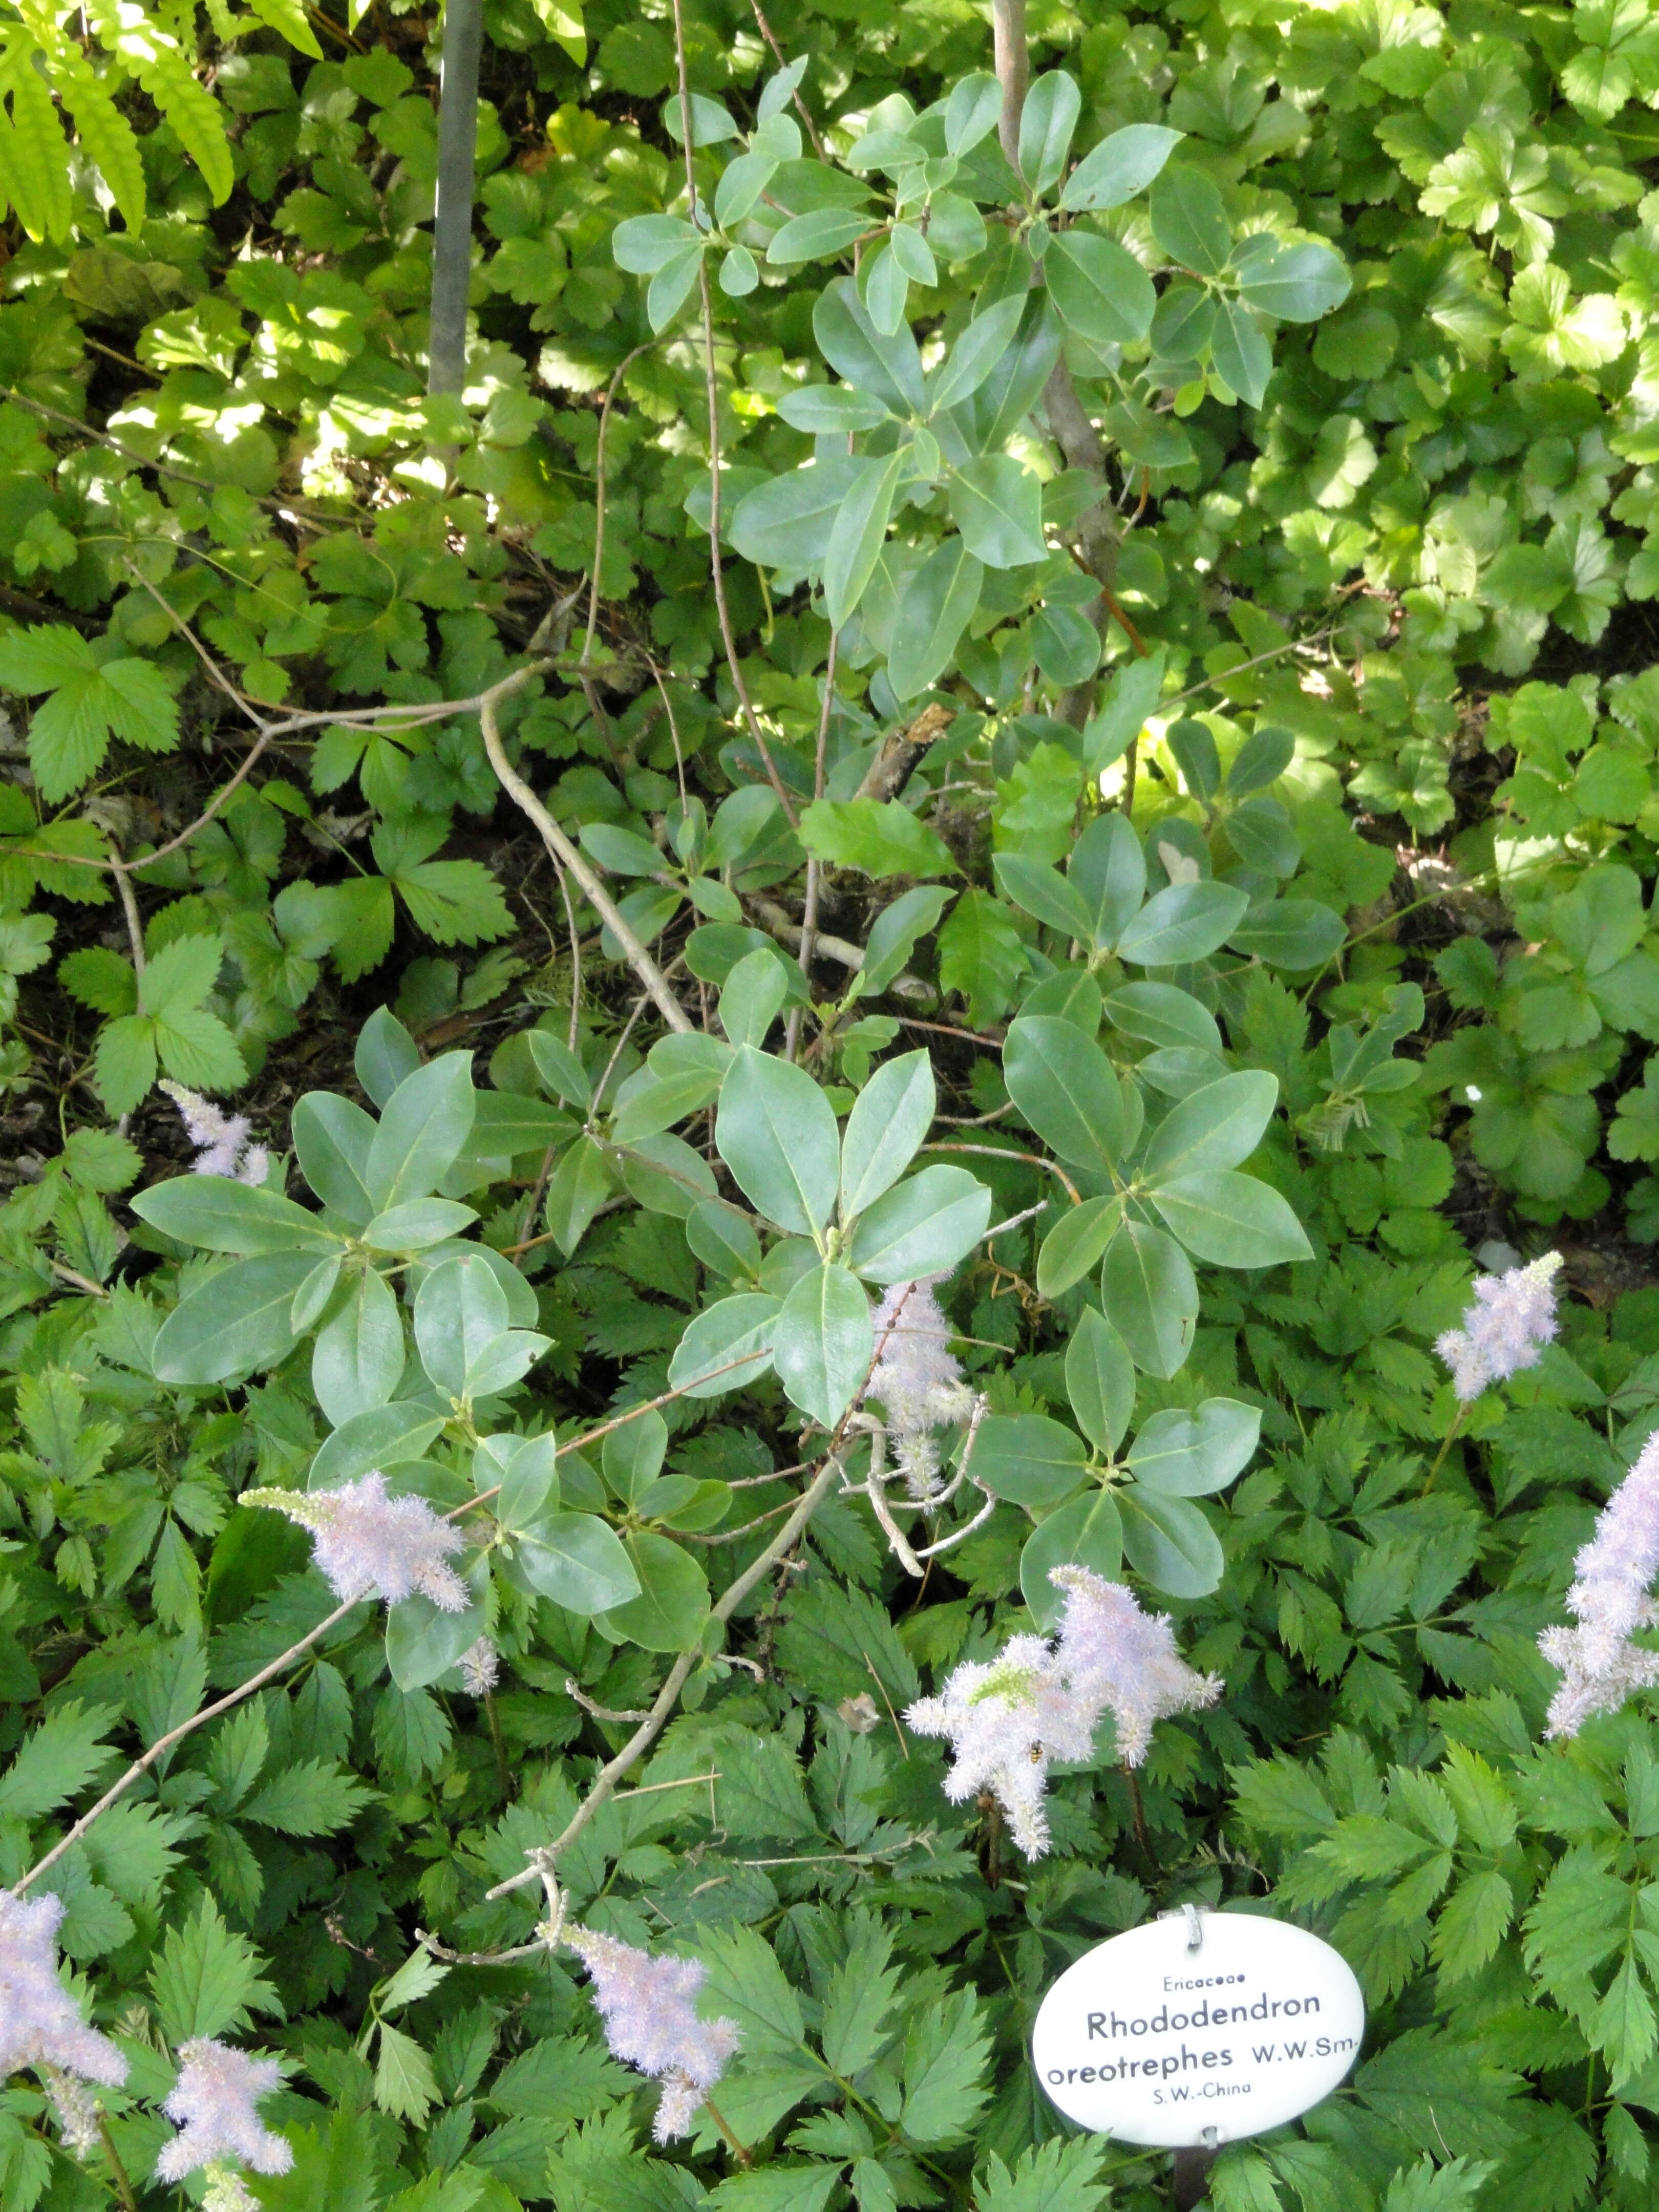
156 2040 293 2183
1435 1250 1563 1401
460 1637 500 1695
0 1890 127 2089
1050 1566 1222 1766
40 2066 101 2158
867 1278 975 1492
906 1566 1221 1858
904 1633 1087 1856
241 1473 469 1611
161 1082 269 1189
563 1926 740 2142
1540 1427 1659 1736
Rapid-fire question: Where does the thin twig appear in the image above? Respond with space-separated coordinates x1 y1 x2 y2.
921 1140 1082 1206
478 666 694 1034
113 869 146 979
747 0 827 160
15 1597 362 1894
122 559 272 732
584 344 655 670
486 1455 845 1895
566 1679 649 1724
668 0 799 829
786 633 837 1060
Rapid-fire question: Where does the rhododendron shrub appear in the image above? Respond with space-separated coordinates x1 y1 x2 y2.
10 0 1659 2206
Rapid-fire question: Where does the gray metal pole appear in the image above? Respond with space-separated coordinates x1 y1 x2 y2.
428 0 483 399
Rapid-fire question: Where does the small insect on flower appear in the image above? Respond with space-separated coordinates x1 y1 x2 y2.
241 1473 470 1611
906 1567 1221 1858
563 1927 740 2142
866 1278 975 1492
1540 1426 1659 1737
156 2039 293 2183
160 1081 270 1189
1435 1250 1563 1401
0 1890 127 2090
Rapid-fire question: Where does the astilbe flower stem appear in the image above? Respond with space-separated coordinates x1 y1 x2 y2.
563 1926 740 2142
905 1566 1220 1859
156 2039 293 2183
242 1472 469 1611
1540 1427 1659 1737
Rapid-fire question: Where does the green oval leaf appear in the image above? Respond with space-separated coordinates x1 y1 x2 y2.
1066 1306 1136 1454
1004 1014 1124 1168
1116 880 1250 967
1119 1485 1224 1598
972 1413 1088 1509
1020 1490 1124 1629
668 1293 782 1397
1150 1170 1314 1268
1061 124 1184 212
716 1046 841 1237
774 1261 875 1427
1045 230 1156 347
1127 1397 1261 1497
845 1164 992 1283
1036 1196 1122 1299
597 1533 710 1651
132 1176 342 1257
513 1510 641 1613
153 1252 316 1385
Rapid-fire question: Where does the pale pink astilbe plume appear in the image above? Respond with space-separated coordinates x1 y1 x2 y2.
1539 1625 1659 1738
202 2172 263 2212
460 1637 500 1695
161 1081 270 1189
1050 1565 1223 1768
563 1927 740 2142
867 1278 975 1492
0 1891 127 2090
156 2040 293 2183
906 1567 1222 1858
904 1633 1091 1857
41 2066 101 2157
241 1474 469 1611
1435 1251 1563 1402
1540 1427 1659 1736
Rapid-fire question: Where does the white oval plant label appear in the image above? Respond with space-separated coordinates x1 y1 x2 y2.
1032 1910 1365 2147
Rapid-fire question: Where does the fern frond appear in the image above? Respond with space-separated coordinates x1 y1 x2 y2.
84 0 232 204
0 33 74 243
42 39 146 232
244 0 324 61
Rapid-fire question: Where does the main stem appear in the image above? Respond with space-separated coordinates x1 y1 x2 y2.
428 0 484 401
992 0 1028 166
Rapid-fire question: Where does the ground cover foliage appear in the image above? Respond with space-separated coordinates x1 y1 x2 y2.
13 0 1659 2208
